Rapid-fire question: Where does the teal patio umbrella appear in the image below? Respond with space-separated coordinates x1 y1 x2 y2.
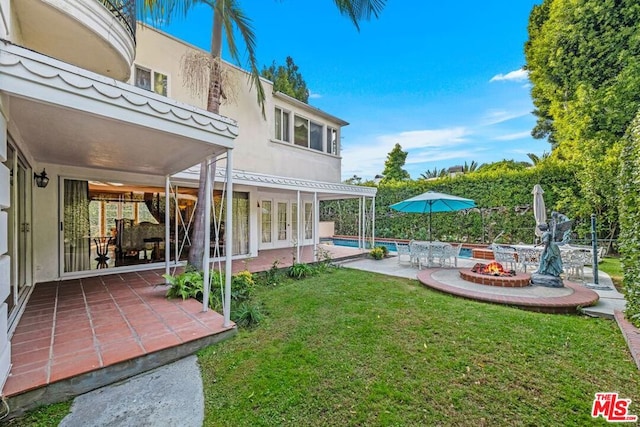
390 191 476 241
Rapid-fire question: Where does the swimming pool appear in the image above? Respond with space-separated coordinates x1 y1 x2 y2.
322 237 472 258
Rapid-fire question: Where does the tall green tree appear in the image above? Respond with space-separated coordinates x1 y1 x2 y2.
525 0 640 244
140 0 387 269
381 143 411 182
261 56 309 103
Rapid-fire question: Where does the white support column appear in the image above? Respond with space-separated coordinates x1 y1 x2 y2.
372 197 376 247
164 176 170 282
296 190 301 263
313 192 318 262
202 156 213 313
174 184 179 267
223 149 234 327
361 197 365 250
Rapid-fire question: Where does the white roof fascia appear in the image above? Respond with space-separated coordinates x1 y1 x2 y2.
273 91 349 127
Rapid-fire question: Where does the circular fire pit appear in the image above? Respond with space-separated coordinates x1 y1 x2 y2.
459 269 531 287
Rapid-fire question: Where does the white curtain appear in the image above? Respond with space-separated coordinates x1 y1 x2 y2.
232 193 249 255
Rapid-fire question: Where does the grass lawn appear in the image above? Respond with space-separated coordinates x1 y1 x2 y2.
598 257 624 291
199 267 639 426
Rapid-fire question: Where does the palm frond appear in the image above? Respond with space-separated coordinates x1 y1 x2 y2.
333 0 387 30
217 0 266 117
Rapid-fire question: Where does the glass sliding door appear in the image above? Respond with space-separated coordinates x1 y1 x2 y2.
260 200 272 246
304 202 313 242
5 143 33 330
277 202 288 244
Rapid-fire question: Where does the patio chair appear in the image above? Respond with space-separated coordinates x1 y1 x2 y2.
394 242 412 265
492 245 518 271
516 247 542 273
409 241 431 269
438 243 459 268
561 249 591 281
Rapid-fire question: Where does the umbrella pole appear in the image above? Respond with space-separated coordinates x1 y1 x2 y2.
429 208 432 242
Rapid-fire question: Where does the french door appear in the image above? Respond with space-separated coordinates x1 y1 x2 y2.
5 144 32 331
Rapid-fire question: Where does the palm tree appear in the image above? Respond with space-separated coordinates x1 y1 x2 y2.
140 0 387 269
420 168 447 179
463 160 478 173
527 151 550 166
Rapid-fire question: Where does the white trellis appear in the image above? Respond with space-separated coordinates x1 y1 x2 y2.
164 148 233 327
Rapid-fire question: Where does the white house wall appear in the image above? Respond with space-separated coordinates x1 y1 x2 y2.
133 26 343 183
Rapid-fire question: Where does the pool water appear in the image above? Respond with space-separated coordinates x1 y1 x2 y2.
322 238 472 258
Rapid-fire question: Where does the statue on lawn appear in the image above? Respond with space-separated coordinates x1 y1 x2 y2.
531 223 564 288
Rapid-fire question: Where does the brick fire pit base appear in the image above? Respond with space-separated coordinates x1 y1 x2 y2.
460 269 530 287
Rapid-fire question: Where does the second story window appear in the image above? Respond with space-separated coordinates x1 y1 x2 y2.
274 107 290 142
294 115 324 152
294 115 309 148
134 65 168 97
326 127 338 155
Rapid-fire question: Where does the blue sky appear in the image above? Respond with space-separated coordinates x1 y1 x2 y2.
155 0 546 180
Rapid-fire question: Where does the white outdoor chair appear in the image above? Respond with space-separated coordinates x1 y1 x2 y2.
517 247 542 273
394 242 412 265
430 242 451 267
492 245 518 271
439 243 460 268
562 249 591 281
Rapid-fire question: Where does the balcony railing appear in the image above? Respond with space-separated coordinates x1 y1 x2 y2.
98 0 136 43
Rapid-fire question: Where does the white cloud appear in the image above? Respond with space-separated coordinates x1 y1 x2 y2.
493 131 531 141
377 127 469 149
481 109 530 126
490 68 529 83
340 127 471 179
309 92 322 99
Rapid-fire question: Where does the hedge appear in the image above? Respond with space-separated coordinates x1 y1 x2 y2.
619 112 640 327
321 161 583 245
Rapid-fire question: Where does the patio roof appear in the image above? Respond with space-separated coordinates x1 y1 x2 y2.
0 41 238 176
174 167 378 199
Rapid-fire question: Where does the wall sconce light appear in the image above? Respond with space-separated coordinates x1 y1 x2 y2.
257 201 261 208
34 169 49 188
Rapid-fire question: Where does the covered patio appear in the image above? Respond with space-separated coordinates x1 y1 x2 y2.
3 244 364 413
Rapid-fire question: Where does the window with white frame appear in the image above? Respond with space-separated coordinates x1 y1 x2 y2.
134 65 168 96
274 107 340 155
294 115 309 148
326 127 338 155
293 114 324 152
274 107 291 142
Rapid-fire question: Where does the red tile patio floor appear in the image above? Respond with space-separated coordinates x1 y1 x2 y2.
4 244 365 401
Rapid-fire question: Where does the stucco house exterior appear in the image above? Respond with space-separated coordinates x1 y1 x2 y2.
0 1 376 396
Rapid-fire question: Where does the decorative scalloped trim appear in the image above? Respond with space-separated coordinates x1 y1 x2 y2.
207 168 377 195
0 48 239 137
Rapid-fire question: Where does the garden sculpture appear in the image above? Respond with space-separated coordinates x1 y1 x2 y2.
531 223 564 288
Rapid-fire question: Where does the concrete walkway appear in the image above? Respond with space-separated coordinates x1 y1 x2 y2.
59 356 203 427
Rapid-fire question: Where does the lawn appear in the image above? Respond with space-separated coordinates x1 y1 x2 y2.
199 267 639 426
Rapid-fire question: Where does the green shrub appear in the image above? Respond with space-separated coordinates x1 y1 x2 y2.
163 269 224 310
231 270 256 303
288 262 313 279
370 246 386 260
254 260 284 286
231 301 265 328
